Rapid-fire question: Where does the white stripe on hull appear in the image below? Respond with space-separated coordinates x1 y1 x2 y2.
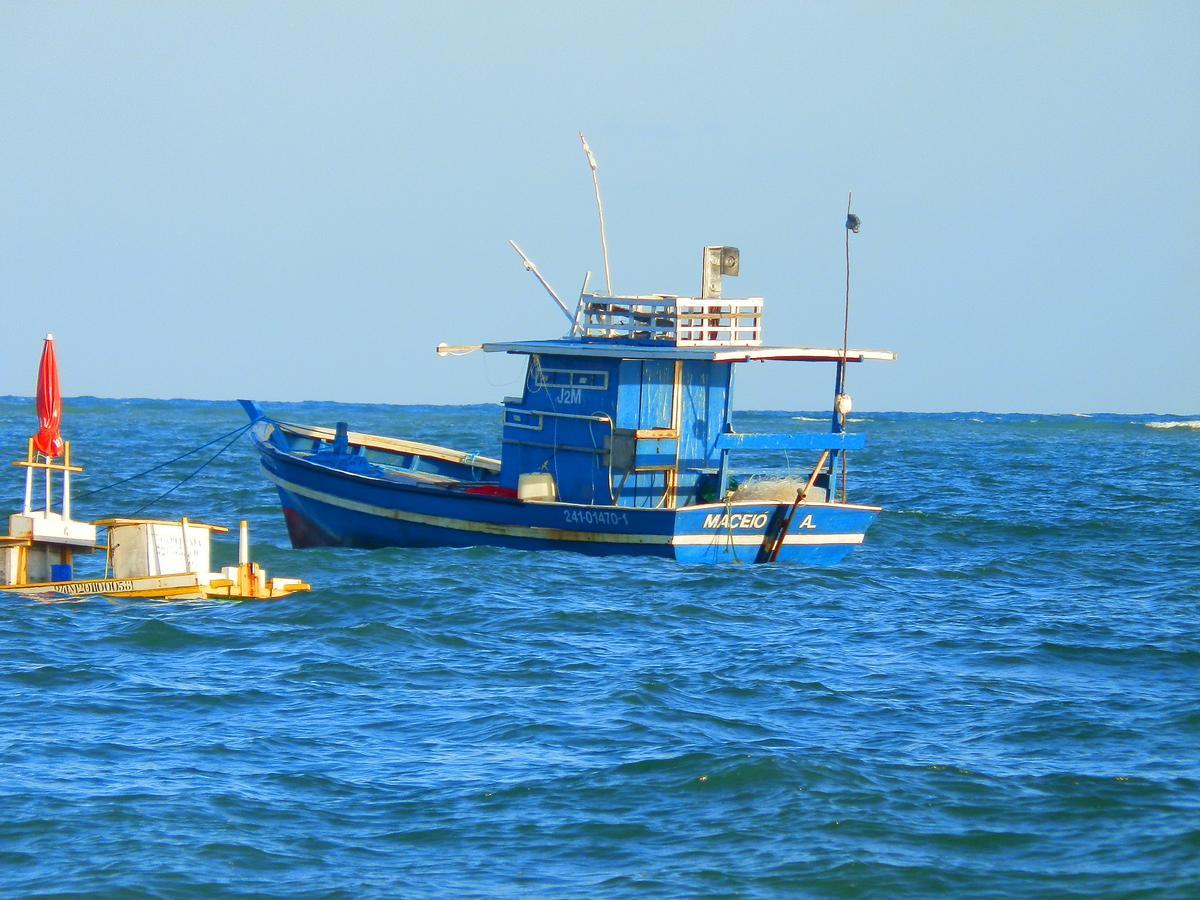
266 470 671 545
266 470 865 548
673 533 864 547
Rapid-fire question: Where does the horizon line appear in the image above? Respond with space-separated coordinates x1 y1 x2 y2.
0 395 1196 419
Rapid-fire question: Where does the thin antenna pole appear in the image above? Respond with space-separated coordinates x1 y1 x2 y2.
508 240 574 325
579 132 612 295
840 191 854 501
842 192 853 370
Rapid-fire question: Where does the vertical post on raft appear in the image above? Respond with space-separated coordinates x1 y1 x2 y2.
828 360 845 500
62 441 72 520
23 439 33 515
180 518 192 573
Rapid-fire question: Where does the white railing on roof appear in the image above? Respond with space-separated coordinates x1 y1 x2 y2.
572 293 763 346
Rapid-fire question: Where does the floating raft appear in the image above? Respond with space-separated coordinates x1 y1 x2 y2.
0 334 311 601
0 511 310 602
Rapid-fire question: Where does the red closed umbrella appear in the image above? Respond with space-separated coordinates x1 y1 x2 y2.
33 333 63 459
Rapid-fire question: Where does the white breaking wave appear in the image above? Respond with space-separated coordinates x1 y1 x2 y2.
789 415 866 423
1146 420 1200 430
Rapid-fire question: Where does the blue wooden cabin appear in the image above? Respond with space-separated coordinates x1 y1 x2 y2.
488 246 888 513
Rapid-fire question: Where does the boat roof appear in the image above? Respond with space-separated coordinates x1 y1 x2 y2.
483 340 896 363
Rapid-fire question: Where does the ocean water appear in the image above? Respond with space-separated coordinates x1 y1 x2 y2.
0 399 1197 896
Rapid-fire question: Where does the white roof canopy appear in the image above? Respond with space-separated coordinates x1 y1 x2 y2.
482 340 896 363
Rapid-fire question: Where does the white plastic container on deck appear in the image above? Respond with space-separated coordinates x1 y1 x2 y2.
517 473 558 502
104 519 218 578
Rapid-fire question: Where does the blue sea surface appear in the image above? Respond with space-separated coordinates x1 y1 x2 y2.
0 400 1197 896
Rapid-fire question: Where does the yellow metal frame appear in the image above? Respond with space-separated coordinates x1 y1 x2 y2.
94 518 229 533
12 439 83 474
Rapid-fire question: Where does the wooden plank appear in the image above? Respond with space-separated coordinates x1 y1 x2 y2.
764 450 832 563
93 518 229 532
279 422 500 472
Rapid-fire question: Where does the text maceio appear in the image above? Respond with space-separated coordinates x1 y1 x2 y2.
702 512 816 531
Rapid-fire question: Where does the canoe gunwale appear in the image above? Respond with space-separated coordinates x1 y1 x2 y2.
253 426 881 515
269 420 501 473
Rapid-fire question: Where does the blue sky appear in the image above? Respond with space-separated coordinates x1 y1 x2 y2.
1 2 1196 413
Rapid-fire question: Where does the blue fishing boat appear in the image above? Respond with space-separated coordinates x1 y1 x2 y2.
243 232 895 564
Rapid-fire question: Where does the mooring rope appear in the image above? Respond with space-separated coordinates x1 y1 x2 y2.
123 423 254 518
76 422 253 501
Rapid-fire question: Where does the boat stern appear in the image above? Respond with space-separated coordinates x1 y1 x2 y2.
672 501 880 565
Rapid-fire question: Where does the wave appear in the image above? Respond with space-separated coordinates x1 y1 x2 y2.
1145 420 1200 430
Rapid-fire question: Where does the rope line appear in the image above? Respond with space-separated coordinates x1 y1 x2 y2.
124 423 252 518
76 422 253 500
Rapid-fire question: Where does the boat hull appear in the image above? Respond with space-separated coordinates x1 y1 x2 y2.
253 433 879 565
